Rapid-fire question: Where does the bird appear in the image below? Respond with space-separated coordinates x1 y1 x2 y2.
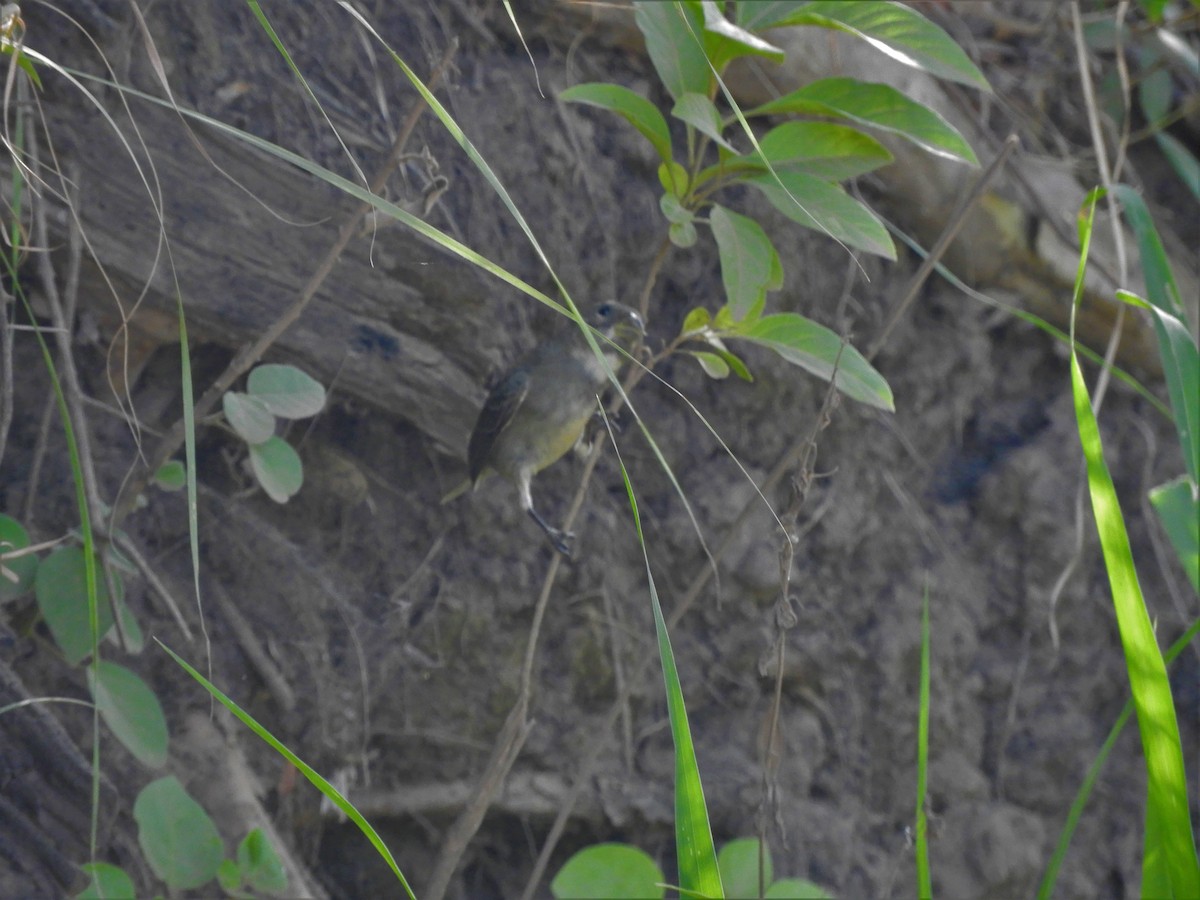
445 301 645 556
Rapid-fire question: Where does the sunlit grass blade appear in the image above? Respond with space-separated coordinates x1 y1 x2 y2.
915 581 932 899
1037 617 1200 899
608 426 722 899
158 641 416 899
1069 191 1199 900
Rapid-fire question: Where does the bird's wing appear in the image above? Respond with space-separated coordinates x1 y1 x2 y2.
468 365 530 482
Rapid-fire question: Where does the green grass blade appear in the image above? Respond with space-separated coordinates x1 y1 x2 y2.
1037 618 1200 899
1069 191 1200 900
609 426 722 898
158 641 416 899
915 581 932 899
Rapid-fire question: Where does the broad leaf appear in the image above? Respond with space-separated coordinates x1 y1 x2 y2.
35 546 114 666
709 204 781 319
237 828 288 894
1149 477 1199 594
0 514 37 601
152 459 187 491
635 1 710 100
249 436 304 503
732 312 895 410
78 863 136 900
739 120 893 180
700 0 785 70
746 77 978 165
771 1 991 91
561 82 673 163
673 92 736 150
247 363 326 419
736 1 809 31
134 777 224 891
718 838 773 899
551 843 665 899
89 660 169 768
223 391 275 445
747 171 895 258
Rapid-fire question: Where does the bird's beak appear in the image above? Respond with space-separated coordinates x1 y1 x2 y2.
614 309 645 345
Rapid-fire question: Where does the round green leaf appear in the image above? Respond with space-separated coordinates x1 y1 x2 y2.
551 843 665 899
680 306 711 336
657 160 690 197
237 828 288 893
133 776 224 890
718 838 773 899
152 459 187 492
0 514 38 601
223 391 275 445
34 546 114 666
247 364 326 419
669 219 698 248
89 660 169 768
249 436 304 503
78 862 135 900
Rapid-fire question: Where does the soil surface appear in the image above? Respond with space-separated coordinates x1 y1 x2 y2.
1 2 1196 899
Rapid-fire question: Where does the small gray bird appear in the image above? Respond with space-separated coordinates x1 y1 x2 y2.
447 302 645 555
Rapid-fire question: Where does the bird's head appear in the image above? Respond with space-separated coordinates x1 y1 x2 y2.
587 301 645 350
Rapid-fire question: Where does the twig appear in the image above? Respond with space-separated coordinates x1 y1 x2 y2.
211 580 295 712
111 532 194 641
110 39 460 530
866 133 1020 361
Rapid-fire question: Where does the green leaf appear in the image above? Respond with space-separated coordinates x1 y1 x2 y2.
1070 191 1200 900
223 391 275 445
635 1 710 100
153 459 187 492
1149 477 1199 594
731 313 894 410
1153 131 1200 203
0 514 37 601
89 660 169 768
747 170 895 258
745 77 978 165
35 546 114 666
1113 184 1184 316
134 776 224 891
709 205 782 319
717 838 773 898
680 306 711 335
78 863 136 900
738 120 893 181
561 82 673 163
660 192 695 225
658 159 690 196
237 828 288 894
772 1 991 91
687 349 731 379
247 363 326 419
736 1 809 31
217 858 242 894
672 92 736 151
700 0 785 70
764 878 835 899
249 436 304 503
551 843 665 899
670 219 698 248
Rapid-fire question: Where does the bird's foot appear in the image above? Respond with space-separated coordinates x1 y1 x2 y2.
529 508 575 558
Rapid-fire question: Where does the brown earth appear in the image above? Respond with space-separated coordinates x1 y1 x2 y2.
1 2 1196 899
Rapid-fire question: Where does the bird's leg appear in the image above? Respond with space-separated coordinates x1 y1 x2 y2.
519 472 574 557
527 506 574 557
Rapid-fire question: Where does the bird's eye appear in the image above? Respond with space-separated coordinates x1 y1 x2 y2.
596 303 613 319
